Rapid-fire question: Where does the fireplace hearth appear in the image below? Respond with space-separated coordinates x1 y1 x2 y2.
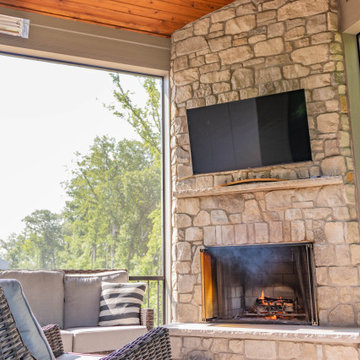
200 243 318 325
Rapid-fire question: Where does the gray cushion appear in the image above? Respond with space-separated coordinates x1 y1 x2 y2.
64 270 128 328
60 330 73 353
67 325 147 353
0 279 55 360
0 270 65 328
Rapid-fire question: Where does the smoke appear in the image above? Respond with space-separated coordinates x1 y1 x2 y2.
208 244 293 273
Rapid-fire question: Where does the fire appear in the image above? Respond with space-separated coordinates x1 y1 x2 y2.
255 289 296 321
259 290 266 305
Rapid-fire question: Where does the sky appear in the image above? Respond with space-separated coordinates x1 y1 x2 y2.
0 54 159 240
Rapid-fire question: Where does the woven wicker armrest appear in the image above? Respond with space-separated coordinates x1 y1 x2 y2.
140 308 154 331
42 324 64 358
100 327 172 360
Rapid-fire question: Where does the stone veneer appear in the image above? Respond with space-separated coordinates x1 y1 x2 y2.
172 337 360 360
170 0 360 333
167 323 360 360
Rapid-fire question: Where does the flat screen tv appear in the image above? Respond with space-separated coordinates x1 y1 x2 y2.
186 89 312 175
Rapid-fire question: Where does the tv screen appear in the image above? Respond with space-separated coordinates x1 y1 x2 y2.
186 89 312 175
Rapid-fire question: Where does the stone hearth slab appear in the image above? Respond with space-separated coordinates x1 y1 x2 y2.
166 323 360 344
167 323 360 359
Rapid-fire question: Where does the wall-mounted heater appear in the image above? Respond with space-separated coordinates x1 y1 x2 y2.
0 14 30 39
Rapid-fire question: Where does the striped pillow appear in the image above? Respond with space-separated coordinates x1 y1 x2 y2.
98 282 146 327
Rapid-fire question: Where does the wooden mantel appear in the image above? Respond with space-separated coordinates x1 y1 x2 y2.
173 176 344 198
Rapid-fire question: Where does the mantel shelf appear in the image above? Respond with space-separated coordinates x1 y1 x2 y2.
173 176 343 198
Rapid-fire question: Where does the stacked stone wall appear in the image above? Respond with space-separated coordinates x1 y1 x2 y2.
170 0 360 328
174 184 360 326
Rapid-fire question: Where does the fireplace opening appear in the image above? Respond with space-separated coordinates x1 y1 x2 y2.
200 243 318 325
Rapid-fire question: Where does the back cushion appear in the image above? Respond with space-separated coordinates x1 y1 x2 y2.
64 270 128 328
0 270 65 328
0 279 56 360
0 284 34 360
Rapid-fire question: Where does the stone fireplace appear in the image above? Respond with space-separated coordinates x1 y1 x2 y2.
200 243 318 325
168 0 360 358
172 177 360 328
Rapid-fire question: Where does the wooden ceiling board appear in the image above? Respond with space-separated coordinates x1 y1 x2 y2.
0 0 234 37
1 0 186 35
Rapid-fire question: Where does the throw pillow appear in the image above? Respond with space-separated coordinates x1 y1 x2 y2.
98 282 146 327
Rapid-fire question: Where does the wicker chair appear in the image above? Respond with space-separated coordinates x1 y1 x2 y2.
0 286 172 360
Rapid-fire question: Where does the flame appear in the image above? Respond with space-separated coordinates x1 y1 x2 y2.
259 290 266 305
257 290 294 321
259 291 278 319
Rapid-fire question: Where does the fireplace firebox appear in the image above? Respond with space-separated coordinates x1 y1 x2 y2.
200 243 318 325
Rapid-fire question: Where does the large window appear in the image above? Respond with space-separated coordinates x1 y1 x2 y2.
0 54 164 322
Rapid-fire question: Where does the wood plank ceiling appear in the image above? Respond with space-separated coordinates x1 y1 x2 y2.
0 0 234 37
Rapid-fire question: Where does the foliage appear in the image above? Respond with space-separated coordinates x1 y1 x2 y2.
130 204 162 276
23 210 64 269
62 136 160 271
0 210 63 269
0 233 29 269
107 75 161 157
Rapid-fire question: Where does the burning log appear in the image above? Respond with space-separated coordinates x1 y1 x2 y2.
251 291 297 317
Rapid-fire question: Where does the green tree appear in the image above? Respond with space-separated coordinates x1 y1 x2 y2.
108 75 163 276
1 210 63 269
0 233 28 269
108 75 161 156
22 210 63 269
130 204 162 276
63 136 160 271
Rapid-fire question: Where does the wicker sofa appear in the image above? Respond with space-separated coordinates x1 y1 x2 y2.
0 269 153 353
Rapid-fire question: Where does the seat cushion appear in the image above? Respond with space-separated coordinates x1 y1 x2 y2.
57 354 102 360
66 325 147 353
60 330 73 353
64 271 128 329
99 282 145 327
0 279 55 360
0 270 65 328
